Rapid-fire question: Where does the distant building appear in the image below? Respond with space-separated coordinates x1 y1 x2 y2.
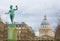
39 15 54 37
3 22 8 41
55 22 60 41
0 16 4 41
15 22 35 41
34 15 54 41
55 16 60 41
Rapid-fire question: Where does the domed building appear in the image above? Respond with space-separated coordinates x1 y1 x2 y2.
38 15 54 41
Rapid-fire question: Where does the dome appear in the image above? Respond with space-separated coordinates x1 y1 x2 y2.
41 15 49 25
41 20 49 25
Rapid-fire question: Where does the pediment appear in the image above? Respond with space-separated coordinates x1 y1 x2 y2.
40 35 53 39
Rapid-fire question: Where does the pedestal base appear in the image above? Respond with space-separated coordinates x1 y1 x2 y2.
8 24 17 41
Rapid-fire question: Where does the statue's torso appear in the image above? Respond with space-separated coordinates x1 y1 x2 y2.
9 9 14 15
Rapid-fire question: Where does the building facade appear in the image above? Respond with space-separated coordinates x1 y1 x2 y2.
3 22 8 41
55 24 60 41
15 22 35 41
0 16 4 41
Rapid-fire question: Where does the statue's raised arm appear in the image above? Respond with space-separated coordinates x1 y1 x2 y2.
14 5 18 11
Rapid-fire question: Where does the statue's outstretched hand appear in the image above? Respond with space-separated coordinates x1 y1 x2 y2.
15 5 18 10
5 13 9 14
16 5 18 8
5 11 10 14
14 5 18 10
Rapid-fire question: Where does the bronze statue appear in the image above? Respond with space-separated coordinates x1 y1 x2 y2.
6 5 18 24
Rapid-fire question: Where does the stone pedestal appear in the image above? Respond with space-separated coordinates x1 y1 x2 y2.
8 24 17 41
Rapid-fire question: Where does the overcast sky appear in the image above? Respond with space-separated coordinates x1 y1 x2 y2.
0 0 60 36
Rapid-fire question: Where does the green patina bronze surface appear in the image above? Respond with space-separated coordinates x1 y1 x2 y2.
8 24 15 27
6 5 18 24
8 24 17 41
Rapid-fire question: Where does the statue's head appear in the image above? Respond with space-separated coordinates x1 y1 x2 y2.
10 5 13 9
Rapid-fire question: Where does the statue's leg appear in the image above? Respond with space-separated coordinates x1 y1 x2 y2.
12 15 14 24
10 15 12 23
10 14 13 24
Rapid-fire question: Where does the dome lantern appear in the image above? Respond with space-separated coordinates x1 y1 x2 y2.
44 15 47 20
41 15 49 25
